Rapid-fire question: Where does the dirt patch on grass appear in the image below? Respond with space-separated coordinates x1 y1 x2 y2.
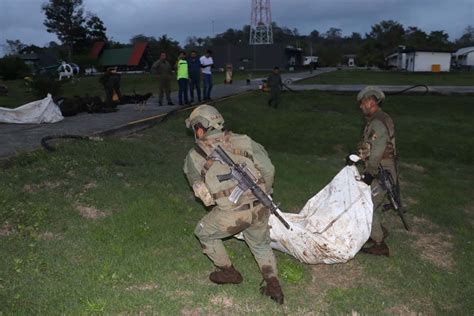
403 196 419 207
399 162 426 173
77 181 98 196
385 304 421 315
0 222 15 236
125 283 159 291
23 184 38 193
23 180 68 193
83 181 97 191
181 307 204 316
409 216 455 270
172 290 194 298
209 294 236 309
409 216 437 232
413 232 454 270
310 260 365 290
38 231 63 241
75 203 111 219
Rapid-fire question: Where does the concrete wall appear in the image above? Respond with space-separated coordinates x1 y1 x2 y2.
210 44 303 71
406 52 451 72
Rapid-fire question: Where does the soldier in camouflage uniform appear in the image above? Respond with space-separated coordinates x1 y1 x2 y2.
348 86 397 257
266 67 283 108
183 105 284 304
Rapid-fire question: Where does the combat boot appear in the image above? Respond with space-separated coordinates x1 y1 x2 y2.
361 241 390 257
209 265 243 284
364 226 389 247
260 277 284 304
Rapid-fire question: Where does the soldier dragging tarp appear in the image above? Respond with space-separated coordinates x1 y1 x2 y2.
346 85 407 257
183 105 284 304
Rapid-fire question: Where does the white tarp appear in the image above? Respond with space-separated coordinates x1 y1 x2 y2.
0 94 63 124
267 166 373 264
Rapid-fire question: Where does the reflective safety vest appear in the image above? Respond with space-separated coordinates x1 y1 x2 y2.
177 59 188 79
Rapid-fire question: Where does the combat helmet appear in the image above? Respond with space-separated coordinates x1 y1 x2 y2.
185 104 225 131
357 86 385 104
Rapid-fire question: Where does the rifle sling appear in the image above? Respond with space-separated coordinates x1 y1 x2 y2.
194 143 255 179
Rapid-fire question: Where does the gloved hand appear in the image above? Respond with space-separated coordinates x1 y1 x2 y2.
346 154 355 166
362 172 374 185
345 153 360 166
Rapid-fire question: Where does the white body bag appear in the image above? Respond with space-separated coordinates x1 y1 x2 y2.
240 166 373 264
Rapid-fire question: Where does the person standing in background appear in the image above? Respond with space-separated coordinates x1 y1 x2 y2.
188 50 202 103
177 51 190 106
200 49 214 101
151 52 174 106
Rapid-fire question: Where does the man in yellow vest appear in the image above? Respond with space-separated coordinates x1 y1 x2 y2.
177 51 190 106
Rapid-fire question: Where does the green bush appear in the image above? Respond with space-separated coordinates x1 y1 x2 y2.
29 75 63 99
0 56 31 80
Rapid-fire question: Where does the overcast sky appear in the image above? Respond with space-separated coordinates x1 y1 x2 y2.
1 0 473 55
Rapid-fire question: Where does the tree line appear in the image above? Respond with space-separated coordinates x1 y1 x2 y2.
187 21 474 67
2 0 474 76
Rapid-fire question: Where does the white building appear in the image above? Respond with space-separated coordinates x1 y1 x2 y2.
453 46 474 68
386 50 451 72
404 50 451 72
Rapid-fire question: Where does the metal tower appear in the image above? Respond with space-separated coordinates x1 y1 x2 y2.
249 0 273 45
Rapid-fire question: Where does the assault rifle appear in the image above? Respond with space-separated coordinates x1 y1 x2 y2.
377 165 409 231
210 145 291 230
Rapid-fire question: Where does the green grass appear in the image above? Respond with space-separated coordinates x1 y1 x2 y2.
0 91 473 314
299 69 474 86
0 71 267 109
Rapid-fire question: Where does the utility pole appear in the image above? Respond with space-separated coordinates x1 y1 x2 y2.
249 0 273 45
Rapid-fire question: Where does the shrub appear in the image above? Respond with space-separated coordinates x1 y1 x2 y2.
29 75 63 99
0 56 31 80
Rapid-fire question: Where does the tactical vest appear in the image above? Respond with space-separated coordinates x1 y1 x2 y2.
193 131 265 209
364 110 396 160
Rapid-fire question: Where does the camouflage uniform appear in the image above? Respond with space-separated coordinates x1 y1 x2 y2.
183 105 284 304
267 71 282 108
99 69 122 108
184 130 278 276
356 86 397 244
151 59 173 105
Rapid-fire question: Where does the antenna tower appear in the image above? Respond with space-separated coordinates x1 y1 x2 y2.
249 0 273 45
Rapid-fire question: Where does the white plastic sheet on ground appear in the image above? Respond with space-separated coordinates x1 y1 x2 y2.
266 166 373 264
0 94 63 124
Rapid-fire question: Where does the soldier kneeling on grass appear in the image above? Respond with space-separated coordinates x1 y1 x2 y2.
183 104 284 304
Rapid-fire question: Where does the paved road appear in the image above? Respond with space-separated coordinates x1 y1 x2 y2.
0 70 321 159
290 84 474 95
4 67 471 160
